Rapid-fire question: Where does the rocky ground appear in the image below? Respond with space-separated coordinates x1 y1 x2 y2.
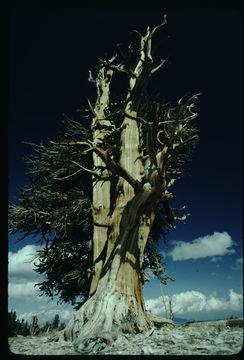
8 318 243 356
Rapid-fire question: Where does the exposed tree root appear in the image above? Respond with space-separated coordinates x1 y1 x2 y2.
62 285 152 352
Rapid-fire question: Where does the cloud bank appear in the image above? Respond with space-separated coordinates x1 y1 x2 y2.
8 244 76 325
8 245 43 303
169 232 235 261
9 244 42 279
145 288 243 318
8 281 41 301
9 241 242 325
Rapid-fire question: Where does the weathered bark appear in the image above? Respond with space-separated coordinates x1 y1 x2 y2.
88 63 114 297
62 15 199 350
63 19 168 348
64 183 156 349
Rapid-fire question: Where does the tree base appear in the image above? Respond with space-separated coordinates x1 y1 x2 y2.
63 285 152 352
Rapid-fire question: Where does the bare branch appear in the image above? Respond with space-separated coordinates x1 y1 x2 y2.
87 98 97 116
158 119 178 125
22 141 55 155
70 160 99 177
88 70 95 83
148 14 167 39
162 194 189 226
107 53 118 64
22 141 43 148
174 213 190 222
54 168 83 181
123 111 152 127
49 139 93 147
151 58 168 74
174 134 199 149
93 146 140 191
167 178 177 188
98 58 127 75
167 167 182 175
185 92 201 106
177 93 189 105
131 29 143 38
157 130 165 146
172 205 186 211
116 43 138 78
183 112 198 122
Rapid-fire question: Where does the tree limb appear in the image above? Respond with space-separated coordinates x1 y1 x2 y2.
71 160 100 177
151 58 168 74
49 139 93 147
87 98 97 116
148 14 167 40
123 110 152 127
173 134 199 149
116 43 138 78
53 168 83 181
98 58 127 75
93 146 140 191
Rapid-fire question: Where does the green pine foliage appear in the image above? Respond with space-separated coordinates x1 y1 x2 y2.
9 116 92 306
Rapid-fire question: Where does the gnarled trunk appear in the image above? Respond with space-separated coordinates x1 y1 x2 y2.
64 67 156 349
64 62 159 347
61 15 199 350
64 183 156 350
62 19 169 349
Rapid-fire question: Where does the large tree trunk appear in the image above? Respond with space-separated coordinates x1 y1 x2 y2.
62 17 183 350
64 61 156 350
88 65 114 297
64 100 160 347
64 183 156 350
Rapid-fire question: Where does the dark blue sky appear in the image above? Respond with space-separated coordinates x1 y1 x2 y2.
8 8 243 321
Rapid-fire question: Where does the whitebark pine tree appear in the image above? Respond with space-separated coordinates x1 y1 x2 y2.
58 15 200 350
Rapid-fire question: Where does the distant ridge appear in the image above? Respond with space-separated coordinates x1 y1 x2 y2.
174 317 193 324
174 317 244 325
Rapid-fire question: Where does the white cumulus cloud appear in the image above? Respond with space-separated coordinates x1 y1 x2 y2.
9 244 42 279
8 281 42 302
145 288 243 318
8 244 44 303
173 290 207 314
169 232 235 261
8 245 77 326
